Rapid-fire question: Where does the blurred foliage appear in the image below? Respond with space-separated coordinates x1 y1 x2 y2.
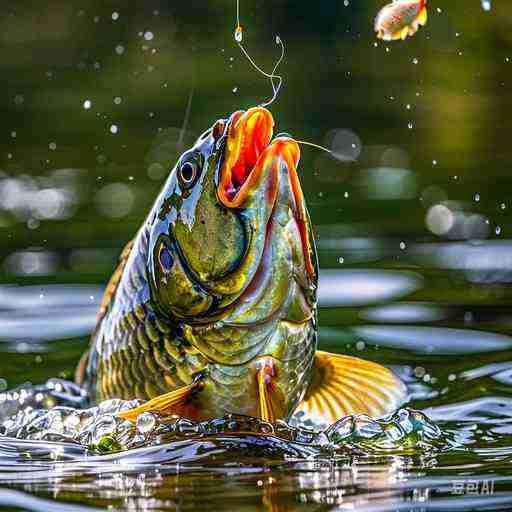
0 1 510 264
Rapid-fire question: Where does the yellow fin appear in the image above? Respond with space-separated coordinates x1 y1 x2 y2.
417 6 428 26
295 351 407 424
400 26 410 40
117 374 205 422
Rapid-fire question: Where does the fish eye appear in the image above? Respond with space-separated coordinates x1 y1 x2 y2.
178 159 200 188
180 162 196 182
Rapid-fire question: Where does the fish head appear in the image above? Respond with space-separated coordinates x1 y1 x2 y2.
147 107 317 322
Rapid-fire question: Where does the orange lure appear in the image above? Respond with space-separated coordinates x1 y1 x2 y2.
375 0 428 41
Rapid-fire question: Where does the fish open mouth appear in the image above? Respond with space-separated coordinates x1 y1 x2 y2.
217 107 315 278
218 107 300 207
218 107 274 205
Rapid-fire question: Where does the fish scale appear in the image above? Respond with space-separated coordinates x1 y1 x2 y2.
80 107 406 424
88 228 202 400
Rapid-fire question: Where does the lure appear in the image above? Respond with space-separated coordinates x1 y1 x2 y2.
375 0 428 41
233 0 337 157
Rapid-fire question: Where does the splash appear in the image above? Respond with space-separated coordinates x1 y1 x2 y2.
0 379 444 457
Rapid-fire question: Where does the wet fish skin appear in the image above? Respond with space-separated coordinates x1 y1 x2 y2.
79 108 318 421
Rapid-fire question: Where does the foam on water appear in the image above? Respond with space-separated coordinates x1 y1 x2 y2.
0 380 444 459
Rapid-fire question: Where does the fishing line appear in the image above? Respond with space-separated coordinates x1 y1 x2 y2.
234 5 283 108
234 0 337 159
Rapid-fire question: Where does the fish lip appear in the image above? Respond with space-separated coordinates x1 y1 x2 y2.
217 106 315 279
217 107 300 208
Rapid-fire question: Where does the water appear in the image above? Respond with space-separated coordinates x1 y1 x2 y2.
1 0 512 510
1 277 512 511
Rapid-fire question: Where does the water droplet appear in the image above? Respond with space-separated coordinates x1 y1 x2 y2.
327 416 353 443
28 218 39 230
92 415 117 443
64 412 81 432
114 96 122 105
136 412 157 434
414 366 426 378
109 124 119 135
115 45 125 55
144 31 154 41
83 100 92 110
111 11 119 21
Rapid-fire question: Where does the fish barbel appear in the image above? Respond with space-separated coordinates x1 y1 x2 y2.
77 107 406 424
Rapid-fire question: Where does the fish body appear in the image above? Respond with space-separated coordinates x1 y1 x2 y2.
78 108 406 425
375 0 428 41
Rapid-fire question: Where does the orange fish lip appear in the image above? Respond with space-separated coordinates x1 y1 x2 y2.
217 106 274 207
218 107 300 208
217 107 314 277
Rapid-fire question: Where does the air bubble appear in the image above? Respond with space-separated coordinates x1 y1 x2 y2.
136 412 157 434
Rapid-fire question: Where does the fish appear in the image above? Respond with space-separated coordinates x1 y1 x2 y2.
76 107 407 425
375 0 428 41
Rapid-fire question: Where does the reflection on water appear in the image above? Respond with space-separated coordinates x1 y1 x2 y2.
318 269 423 307
0 284 101 347
1 263 512 509
348 325 512 354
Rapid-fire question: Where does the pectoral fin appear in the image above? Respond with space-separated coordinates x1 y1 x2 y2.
117 372 206 422
295 351 407 424
254 356 286 423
